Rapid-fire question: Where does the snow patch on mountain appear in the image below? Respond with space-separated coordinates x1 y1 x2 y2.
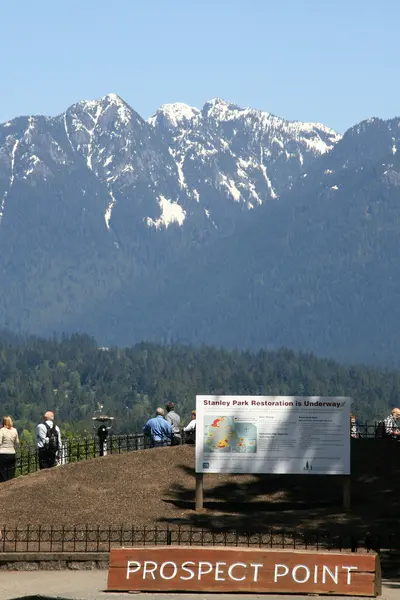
24 117 35 143
105 190 117 229
104 93 132 125
146 196 186 229
22 155 41 179
204 207 218 229
0 137 20 224
149 98 340 215
219 174 241 202
149 103 200 128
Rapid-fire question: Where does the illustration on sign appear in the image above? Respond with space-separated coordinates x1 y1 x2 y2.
203 416 257 454
196 396 351 475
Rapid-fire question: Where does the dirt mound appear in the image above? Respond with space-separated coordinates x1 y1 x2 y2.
0 445 399 532
0 446 212 527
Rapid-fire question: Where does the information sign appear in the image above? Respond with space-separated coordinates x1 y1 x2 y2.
195 395 350 475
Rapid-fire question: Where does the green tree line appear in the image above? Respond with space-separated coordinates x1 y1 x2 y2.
0 330 397 439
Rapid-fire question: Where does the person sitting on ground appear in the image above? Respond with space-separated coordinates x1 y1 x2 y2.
143 408 173 448
384 408 400 439
183 410 196 444
36 411 62 469
165 402 181 446
0 416 19 482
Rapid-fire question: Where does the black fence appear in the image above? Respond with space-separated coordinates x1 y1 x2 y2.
15 432 192 477
0 526 398 554
13 421 394 478
354 421 392 439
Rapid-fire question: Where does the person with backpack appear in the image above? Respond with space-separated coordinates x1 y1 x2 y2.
36 411 62 469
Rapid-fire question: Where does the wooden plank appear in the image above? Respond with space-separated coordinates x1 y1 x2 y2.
109 546 377 570
107 546 380 596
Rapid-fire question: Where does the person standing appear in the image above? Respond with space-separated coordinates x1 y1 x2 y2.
165 402 181 446
384 408 400 439
184 410 196 444
0 416 19 482
143 408 173 448
350 414 360 439
36 411 62 469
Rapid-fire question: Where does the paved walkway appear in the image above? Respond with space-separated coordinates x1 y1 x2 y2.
0 571 399 600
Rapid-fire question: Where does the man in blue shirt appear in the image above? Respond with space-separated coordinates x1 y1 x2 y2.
143 408 173 447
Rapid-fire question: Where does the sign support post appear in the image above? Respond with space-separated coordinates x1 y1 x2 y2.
342 475 351 511
195 472 204 511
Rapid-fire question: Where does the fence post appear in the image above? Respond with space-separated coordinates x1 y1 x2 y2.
342 476 351 511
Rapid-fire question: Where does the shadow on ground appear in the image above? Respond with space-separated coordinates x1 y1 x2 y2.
159 440 400 540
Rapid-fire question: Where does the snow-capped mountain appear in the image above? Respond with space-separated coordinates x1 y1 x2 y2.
149 98 340 216
8 94 400 364
0 93 340 242
81 114 400 366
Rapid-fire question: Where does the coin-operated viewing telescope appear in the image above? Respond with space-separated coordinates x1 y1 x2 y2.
92 404 114 456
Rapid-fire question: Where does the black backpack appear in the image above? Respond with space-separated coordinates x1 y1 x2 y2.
44 423 59 452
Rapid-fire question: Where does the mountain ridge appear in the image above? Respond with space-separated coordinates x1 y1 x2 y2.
68 112 400 365
1 95 400 364
0 93 341 232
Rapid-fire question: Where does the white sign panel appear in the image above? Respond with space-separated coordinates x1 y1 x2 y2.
195 396 350 475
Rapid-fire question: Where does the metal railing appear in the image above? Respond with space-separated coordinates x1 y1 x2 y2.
15 432 192 477
0 526 398 554
354 421 393 439
13 421 394 478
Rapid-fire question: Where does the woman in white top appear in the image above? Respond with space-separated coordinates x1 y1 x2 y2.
0 416 19 482
184 410 196 444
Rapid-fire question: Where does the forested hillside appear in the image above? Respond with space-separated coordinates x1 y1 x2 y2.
0 332 396 439
84 121 400 366
0 94 336 344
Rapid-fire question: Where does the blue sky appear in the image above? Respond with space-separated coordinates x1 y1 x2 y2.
1 0 398 132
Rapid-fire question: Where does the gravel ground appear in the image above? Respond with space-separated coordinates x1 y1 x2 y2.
0 446 397 531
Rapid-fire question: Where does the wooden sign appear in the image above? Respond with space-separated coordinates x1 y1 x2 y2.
107 546 381 596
